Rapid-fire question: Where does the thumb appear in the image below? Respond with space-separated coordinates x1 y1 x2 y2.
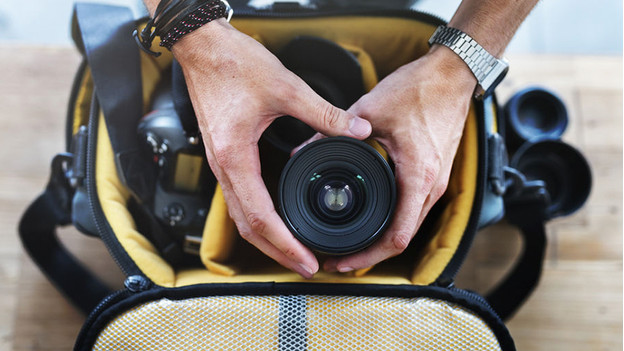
285 88 372 140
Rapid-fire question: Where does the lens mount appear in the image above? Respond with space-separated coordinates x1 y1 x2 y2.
278 137 396 255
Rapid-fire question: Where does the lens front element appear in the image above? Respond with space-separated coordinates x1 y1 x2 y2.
279 137 396 255
322 182 352 212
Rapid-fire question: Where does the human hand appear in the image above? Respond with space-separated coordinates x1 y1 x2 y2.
171 19 372 278
320 46 477 273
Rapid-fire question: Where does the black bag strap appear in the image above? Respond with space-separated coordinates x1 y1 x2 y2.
18 154 112 314
17 3 149 314
171 59 200 137
72 2 153 201
485 169 549 320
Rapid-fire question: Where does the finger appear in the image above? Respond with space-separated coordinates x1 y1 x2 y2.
217 178 317 278
290 132 326 157
323 160 432 272
283 82 371 140
204 137 318 278
212 139 319 275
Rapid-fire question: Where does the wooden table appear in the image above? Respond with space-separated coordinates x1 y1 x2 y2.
1 46 621 350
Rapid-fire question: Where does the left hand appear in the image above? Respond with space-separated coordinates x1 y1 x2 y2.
319 46 478 273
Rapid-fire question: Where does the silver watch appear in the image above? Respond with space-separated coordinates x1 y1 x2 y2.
428 25 509 99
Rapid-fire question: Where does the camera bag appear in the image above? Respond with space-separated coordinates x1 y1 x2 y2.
19 1 554 350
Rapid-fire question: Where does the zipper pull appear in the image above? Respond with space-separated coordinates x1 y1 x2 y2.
487 132 508 196
433 276 455 289
68 125 88 188
124 275 153 293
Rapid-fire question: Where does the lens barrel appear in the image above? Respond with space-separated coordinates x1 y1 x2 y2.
278 137 396 255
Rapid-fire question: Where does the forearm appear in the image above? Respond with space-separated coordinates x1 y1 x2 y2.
418 0 539 103
448 0 540 57
142 0 159 16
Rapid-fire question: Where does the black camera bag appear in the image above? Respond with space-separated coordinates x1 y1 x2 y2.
18 1 557 349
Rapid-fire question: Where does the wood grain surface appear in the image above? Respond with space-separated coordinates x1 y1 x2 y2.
1 46 621 350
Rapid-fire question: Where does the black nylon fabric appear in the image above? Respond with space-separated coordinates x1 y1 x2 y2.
487 192 548 320
18 159 112 314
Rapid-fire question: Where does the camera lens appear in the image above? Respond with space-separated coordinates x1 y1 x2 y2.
278 137 396 255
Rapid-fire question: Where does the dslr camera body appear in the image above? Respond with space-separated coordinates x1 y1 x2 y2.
137 83 216 257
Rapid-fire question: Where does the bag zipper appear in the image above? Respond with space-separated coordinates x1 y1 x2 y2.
450 285 502 321
133 4 447 28
73 289 131 351
83 92 143 276
234 5 447 25
74 275 153 351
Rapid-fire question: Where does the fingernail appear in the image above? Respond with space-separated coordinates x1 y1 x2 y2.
338 266 354 273
299 264 315 277
349 117 371 138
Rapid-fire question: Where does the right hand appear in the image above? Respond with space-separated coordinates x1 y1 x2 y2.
171 19 372 278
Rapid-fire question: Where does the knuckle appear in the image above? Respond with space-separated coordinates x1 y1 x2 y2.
276 80 297 103
246 211 267 235
282 247 298 260
420 165 440 191
320 104 342 130
355 96 377 117
213 144 236 169
391 233 412 253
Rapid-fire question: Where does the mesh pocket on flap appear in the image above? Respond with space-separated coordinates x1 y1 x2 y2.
93 295 503 350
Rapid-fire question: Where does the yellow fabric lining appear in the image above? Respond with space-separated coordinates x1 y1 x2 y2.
86 15 481 287
95 113 176 287
72 68 94 135
232 16 436 80
199 184 238 276
411 104 478 284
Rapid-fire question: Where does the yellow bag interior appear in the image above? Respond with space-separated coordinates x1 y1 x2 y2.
75 15 479 288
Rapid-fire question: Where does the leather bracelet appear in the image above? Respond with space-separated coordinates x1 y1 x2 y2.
160 0 230 49
134 0 233 56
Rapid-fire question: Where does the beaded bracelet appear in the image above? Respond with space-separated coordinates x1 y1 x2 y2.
134 0 233 56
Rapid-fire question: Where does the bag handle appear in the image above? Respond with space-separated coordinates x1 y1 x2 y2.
18 154 112 314
485 168 549 320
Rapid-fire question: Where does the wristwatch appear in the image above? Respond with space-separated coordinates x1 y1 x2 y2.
428 25 509 99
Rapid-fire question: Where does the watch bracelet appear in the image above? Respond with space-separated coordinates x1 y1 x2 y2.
429 26 498 83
